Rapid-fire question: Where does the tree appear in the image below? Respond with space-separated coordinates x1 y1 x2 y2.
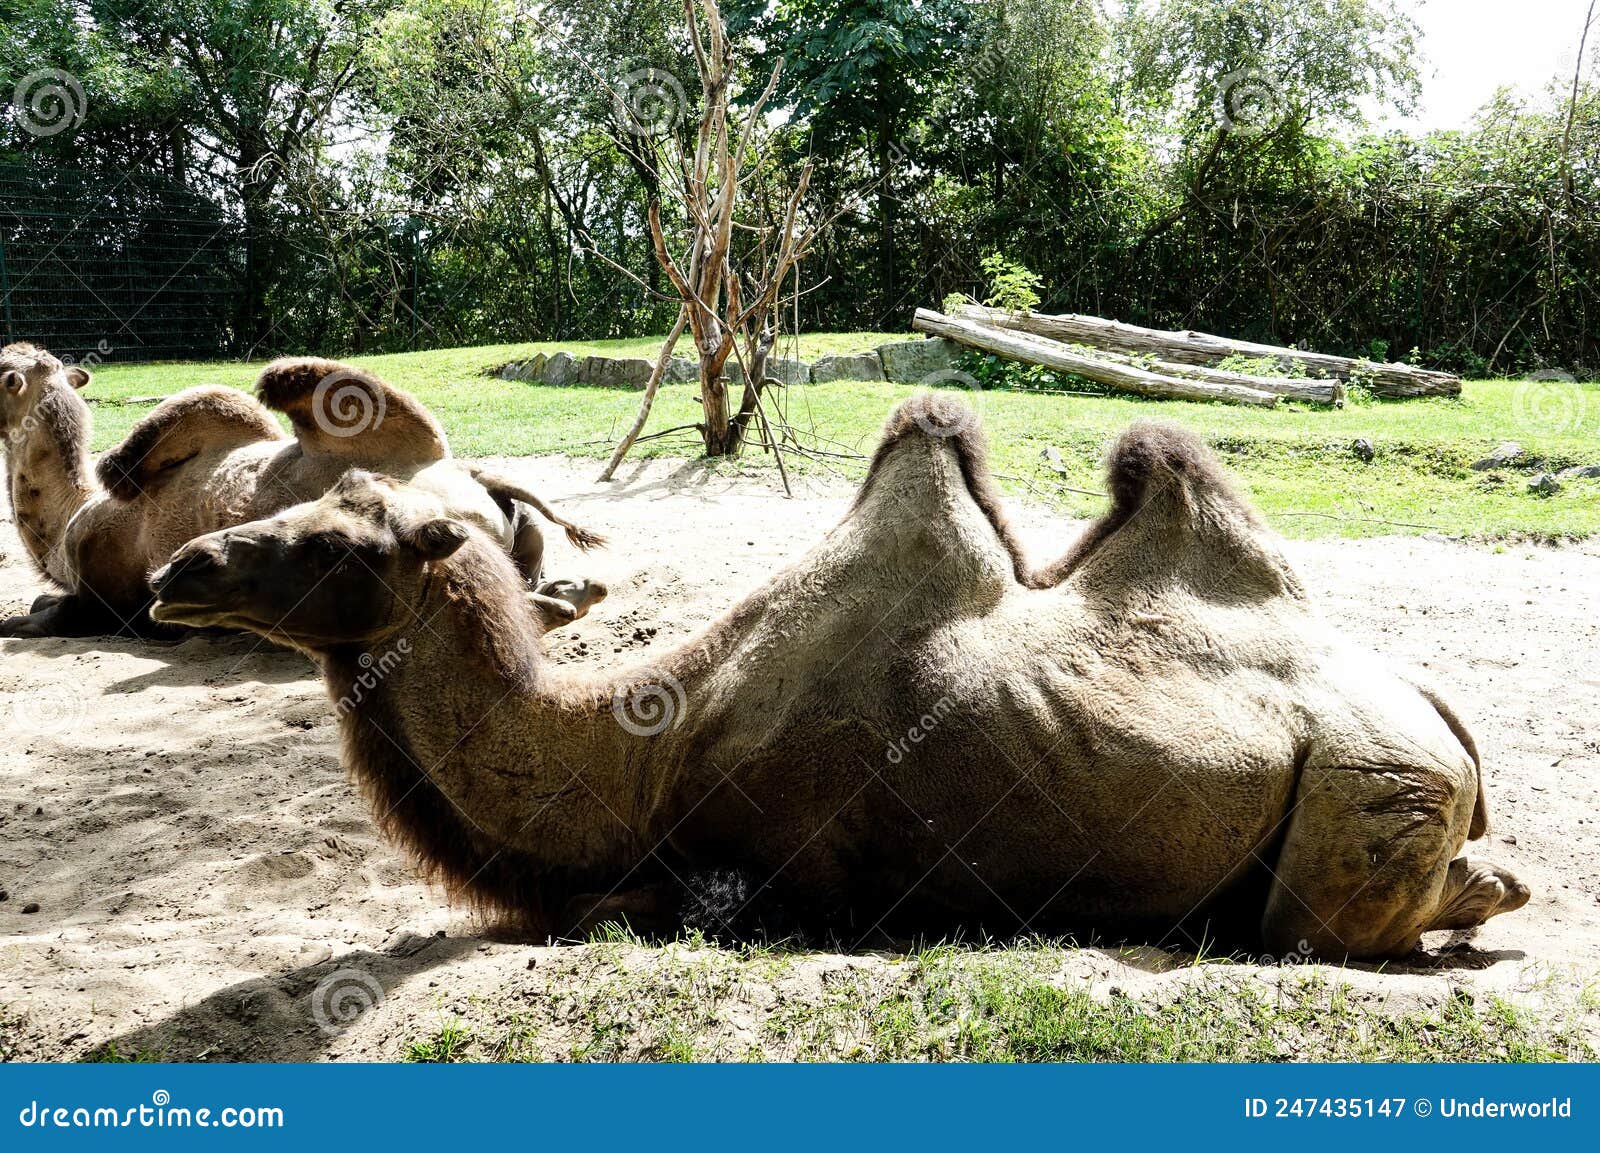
1115 0 1422 267
86 0 388 350
601 0 837 468
733 0 972 320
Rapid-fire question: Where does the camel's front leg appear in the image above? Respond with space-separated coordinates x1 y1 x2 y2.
0 592 119 638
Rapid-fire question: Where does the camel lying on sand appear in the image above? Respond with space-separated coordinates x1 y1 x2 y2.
0 342 605 637
148 394 1530 958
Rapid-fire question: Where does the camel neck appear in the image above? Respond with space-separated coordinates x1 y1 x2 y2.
4 387 95 571
324 567 683 921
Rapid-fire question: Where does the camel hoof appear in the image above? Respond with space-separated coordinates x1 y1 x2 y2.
537 579 609 622
0 613 47 638
553 579 609 618
1428 858 1531 932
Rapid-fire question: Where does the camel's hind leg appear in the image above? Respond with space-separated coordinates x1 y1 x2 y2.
508 502 547 584
527 580 609 631
1260 759 1527 960
1424 857 1530 933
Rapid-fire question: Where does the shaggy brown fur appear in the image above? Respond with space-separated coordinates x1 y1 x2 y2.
1 350 603 638
147 395 1530 957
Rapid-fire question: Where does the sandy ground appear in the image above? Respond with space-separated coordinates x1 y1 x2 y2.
1 454 1597 1061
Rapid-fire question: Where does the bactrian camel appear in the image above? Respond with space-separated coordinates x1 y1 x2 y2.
147 394 1530 959
0 342 605 637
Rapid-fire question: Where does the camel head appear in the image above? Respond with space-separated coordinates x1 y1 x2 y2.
148 470 471 645
0 342 90 443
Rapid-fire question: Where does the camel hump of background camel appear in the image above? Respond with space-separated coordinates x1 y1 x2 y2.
255 357 450 470
96 385 286 501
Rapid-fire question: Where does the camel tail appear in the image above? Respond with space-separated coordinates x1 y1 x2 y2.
468 467 607 551
1409 676 1489 840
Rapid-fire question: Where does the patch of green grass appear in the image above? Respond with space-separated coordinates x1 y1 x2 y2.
80 337 1600 539
436 943 1597 1063
80 1040 164 1063
402 1018 475 1063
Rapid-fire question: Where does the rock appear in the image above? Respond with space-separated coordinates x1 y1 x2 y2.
20 902 40 914
578 357 655 389
1557 463 1600 481
811 352 885 383
1527 473 1562 496
541 351 580 386
1470 442 1523 471
498 352 548 382
1039 446 1068 475
1351 438 1375 463
665 357 699 384
877 337 958 382
765 357 810 386
0 887 8 902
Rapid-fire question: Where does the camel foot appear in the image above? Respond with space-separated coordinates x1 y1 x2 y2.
529 579 609 631
0 594 117 638
1425 857 1531 933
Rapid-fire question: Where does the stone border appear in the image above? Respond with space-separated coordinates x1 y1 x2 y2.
496 338 959 389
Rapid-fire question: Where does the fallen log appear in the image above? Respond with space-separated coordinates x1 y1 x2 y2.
912 309 1280 408
1040 341 1343 406
956 304 1460 398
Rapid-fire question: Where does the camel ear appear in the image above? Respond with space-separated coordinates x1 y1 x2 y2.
65 366 92 390
403 517 470 561
1 370 25 396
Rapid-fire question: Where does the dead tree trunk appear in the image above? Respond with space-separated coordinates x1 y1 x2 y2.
956 304 1461 398
913 310 1281 408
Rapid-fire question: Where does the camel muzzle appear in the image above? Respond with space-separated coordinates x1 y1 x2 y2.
148 540 237 621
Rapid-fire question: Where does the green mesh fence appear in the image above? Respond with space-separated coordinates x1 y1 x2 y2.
0 161 235 362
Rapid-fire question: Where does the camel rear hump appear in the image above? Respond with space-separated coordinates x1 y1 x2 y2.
1035 420 1308 601
256 356 449 467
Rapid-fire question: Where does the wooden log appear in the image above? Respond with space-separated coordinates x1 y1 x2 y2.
956 304 1460 398
912 309 1280 408
1038 341 1343 406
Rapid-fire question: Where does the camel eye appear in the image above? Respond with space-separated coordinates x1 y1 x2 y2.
304 534 347 560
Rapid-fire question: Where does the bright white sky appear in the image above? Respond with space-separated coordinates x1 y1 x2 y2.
1389 0 1596 129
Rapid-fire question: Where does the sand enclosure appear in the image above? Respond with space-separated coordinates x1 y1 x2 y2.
2 455 1597 1060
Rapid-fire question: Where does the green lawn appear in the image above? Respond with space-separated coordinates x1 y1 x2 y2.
82 335 1600 540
